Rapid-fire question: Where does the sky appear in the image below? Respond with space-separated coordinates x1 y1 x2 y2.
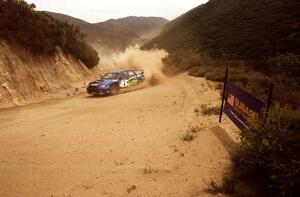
25 0 208 23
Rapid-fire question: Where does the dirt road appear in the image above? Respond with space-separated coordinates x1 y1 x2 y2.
0 74 237 197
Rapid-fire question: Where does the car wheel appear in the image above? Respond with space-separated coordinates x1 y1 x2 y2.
110 84 119 95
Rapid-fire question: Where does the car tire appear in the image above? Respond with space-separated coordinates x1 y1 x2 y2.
109 84 119 95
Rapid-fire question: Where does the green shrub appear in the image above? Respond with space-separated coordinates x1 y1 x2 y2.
188 66 211 77
229 74 249 86
205 71 225 82
204 174 235 195
266 53 300 77
233 105 300 196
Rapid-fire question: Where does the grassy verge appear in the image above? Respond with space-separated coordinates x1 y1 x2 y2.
188 65 300 109
205 105 300 196
186 56 300 196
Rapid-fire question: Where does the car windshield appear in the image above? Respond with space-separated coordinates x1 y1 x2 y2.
102 73 119 80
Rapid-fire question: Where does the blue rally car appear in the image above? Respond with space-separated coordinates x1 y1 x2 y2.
87 69 145 95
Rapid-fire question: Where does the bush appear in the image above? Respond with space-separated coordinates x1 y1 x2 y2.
205 71 225 82
181 125 203 142
204 174 235 195
233 105 300 196
188 66 211 77
266 53 300 77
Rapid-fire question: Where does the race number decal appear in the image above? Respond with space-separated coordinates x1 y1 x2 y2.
119 80 128 88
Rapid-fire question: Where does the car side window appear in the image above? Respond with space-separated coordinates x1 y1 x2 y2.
127 71 137 78
120 72 129 79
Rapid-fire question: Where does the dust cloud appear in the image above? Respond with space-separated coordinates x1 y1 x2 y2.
99 45 168 85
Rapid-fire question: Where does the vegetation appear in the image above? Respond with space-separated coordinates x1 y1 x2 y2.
189 64 300 108
181 125 203 142
0 0 99 68
204 175 234 195
144 0 300 195
231 105 300 196
144 0 300 108
203 105 300 197
199 104 220 116
144 0 300 66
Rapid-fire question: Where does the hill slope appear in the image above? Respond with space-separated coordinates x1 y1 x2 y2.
144 0 300 71
0 0 99 68
0 0 101 107
0 39 101 108
43 11 90 27
45 12 169 52
97 16 169 39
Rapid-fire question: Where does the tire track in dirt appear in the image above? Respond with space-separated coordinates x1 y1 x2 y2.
0 73 235 197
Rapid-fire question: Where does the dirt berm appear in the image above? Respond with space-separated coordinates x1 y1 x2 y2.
0 40 101 108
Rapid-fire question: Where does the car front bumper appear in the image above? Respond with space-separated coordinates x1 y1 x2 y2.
87 86 110 95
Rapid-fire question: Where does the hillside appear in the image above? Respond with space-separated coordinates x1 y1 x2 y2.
0 39 101 108
0 0 101 107
0 0 99 68
42 12 90 27
143 0 300 108
97 16 169 40
144 0 300 72
45 11 168 52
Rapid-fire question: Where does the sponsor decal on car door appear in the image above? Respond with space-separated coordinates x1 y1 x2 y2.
119 72 130 88
120 79 129 88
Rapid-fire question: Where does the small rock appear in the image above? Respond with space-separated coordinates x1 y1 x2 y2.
127 185 137 193
81 185 92 190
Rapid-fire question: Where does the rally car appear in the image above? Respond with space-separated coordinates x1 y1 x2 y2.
87 69 145 95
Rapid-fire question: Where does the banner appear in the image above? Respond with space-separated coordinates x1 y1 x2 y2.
224 81 266 130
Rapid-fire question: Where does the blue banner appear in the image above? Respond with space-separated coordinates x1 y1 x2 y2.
224 81 266 130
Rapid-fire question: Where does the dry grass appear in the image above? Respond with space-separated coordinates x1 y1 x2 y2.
144 160 152 174
204 174 235 195
195 104 220 116
181 132 196 142
181 125 204 142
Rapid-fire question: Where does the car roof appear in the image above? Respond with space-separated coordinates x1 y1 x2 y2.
110 69 133 73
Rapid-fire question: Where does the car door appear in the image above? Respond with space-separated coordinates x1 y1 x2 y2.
119 71 130 88
127 70 138 85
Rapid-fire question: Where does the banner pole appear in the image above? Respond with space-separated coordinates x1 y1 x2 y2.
219 68 228 123
264 84 274 123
